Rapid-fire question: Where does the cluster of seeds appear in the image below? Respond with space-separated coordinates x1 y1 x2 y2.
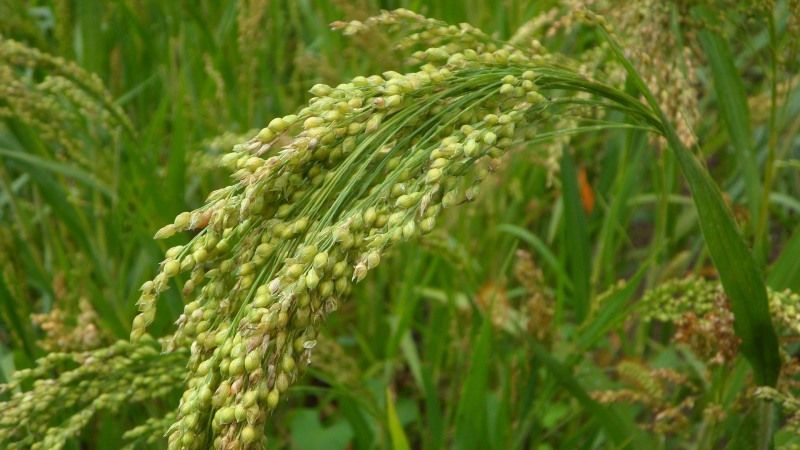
333 8 498 62
0 337 185 450
593 361 697 435
121 411 178 450
638 275 722 322
769 288 800 335
605 278 800 435
0 9 672 449
756 386 800 437
128 32 573 449
31 297 105 352
0 36 133 160
673 293 741 365
639 275 800 336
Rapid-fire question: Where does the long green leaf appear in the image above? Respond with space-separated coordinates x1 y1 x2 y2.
0 147 113 198
454 317 492 450
768 225 800 291
385 388 411 450
560 150 591 321
698 28 761 231
0 274 39 362
599 26 781 387
575 270 645 352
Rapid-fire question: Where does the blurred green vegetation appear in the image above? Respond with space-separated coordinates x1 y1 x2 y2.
1 0 799 449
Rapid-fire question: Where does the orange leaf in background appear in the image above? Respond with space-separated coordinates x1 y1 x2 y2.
698 265 718 278
578 165 595 214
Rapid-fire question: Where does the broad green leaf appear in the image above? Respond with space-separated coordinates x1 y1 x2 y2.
290 409 353 450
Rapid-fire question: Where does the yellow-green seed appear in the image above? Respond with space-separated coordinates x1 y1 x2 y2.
313 252 328 271
402 221 416 239
257 127 275 142
267 117 289 133
426 168 443 183
395 194 418 209
163 260 180 277
244 350 261 372
154 224 176 240
320 280 334 297
217 407 235 424
276 372 289 392
229 356 245 376
309 83 332 96
267 389 280 409
241 425 258 444
282 355 296 372
366 251 380 269
243 391 258 407
234 405 247 422
304 116 324 129
174 212 191 228
306 269 320 290
287 263 305 279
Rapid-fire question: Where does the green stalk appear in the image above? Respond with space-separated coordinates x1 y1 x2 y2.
755 14 780 264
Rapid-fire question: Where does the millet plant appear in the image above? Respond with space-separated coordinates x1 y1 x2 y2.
1 3 798 450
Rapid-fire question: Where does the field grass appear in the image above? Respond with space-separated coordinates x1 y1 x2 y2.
1 1 799 449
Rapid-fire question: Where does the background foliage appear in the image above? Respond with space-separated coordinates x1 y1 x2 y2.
1 0 799 449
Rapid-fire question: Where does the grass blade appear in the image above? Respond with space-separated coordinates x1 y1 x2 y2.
529 340 649 449
0 147 113 198
0 274 39 363
575 270 645 352
454 317 492 450
767 225 800 291
497 224 572 290
560 150 591 320
697 27 761 239
385 388 411 450
598 25 781 387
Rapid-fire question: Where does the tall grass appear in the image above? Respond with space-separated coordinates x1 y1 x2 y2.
1 1 799 449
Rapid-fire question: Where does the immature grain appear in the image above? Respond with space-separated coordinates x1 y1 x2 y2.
0 337 186 450
130 29 574 449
